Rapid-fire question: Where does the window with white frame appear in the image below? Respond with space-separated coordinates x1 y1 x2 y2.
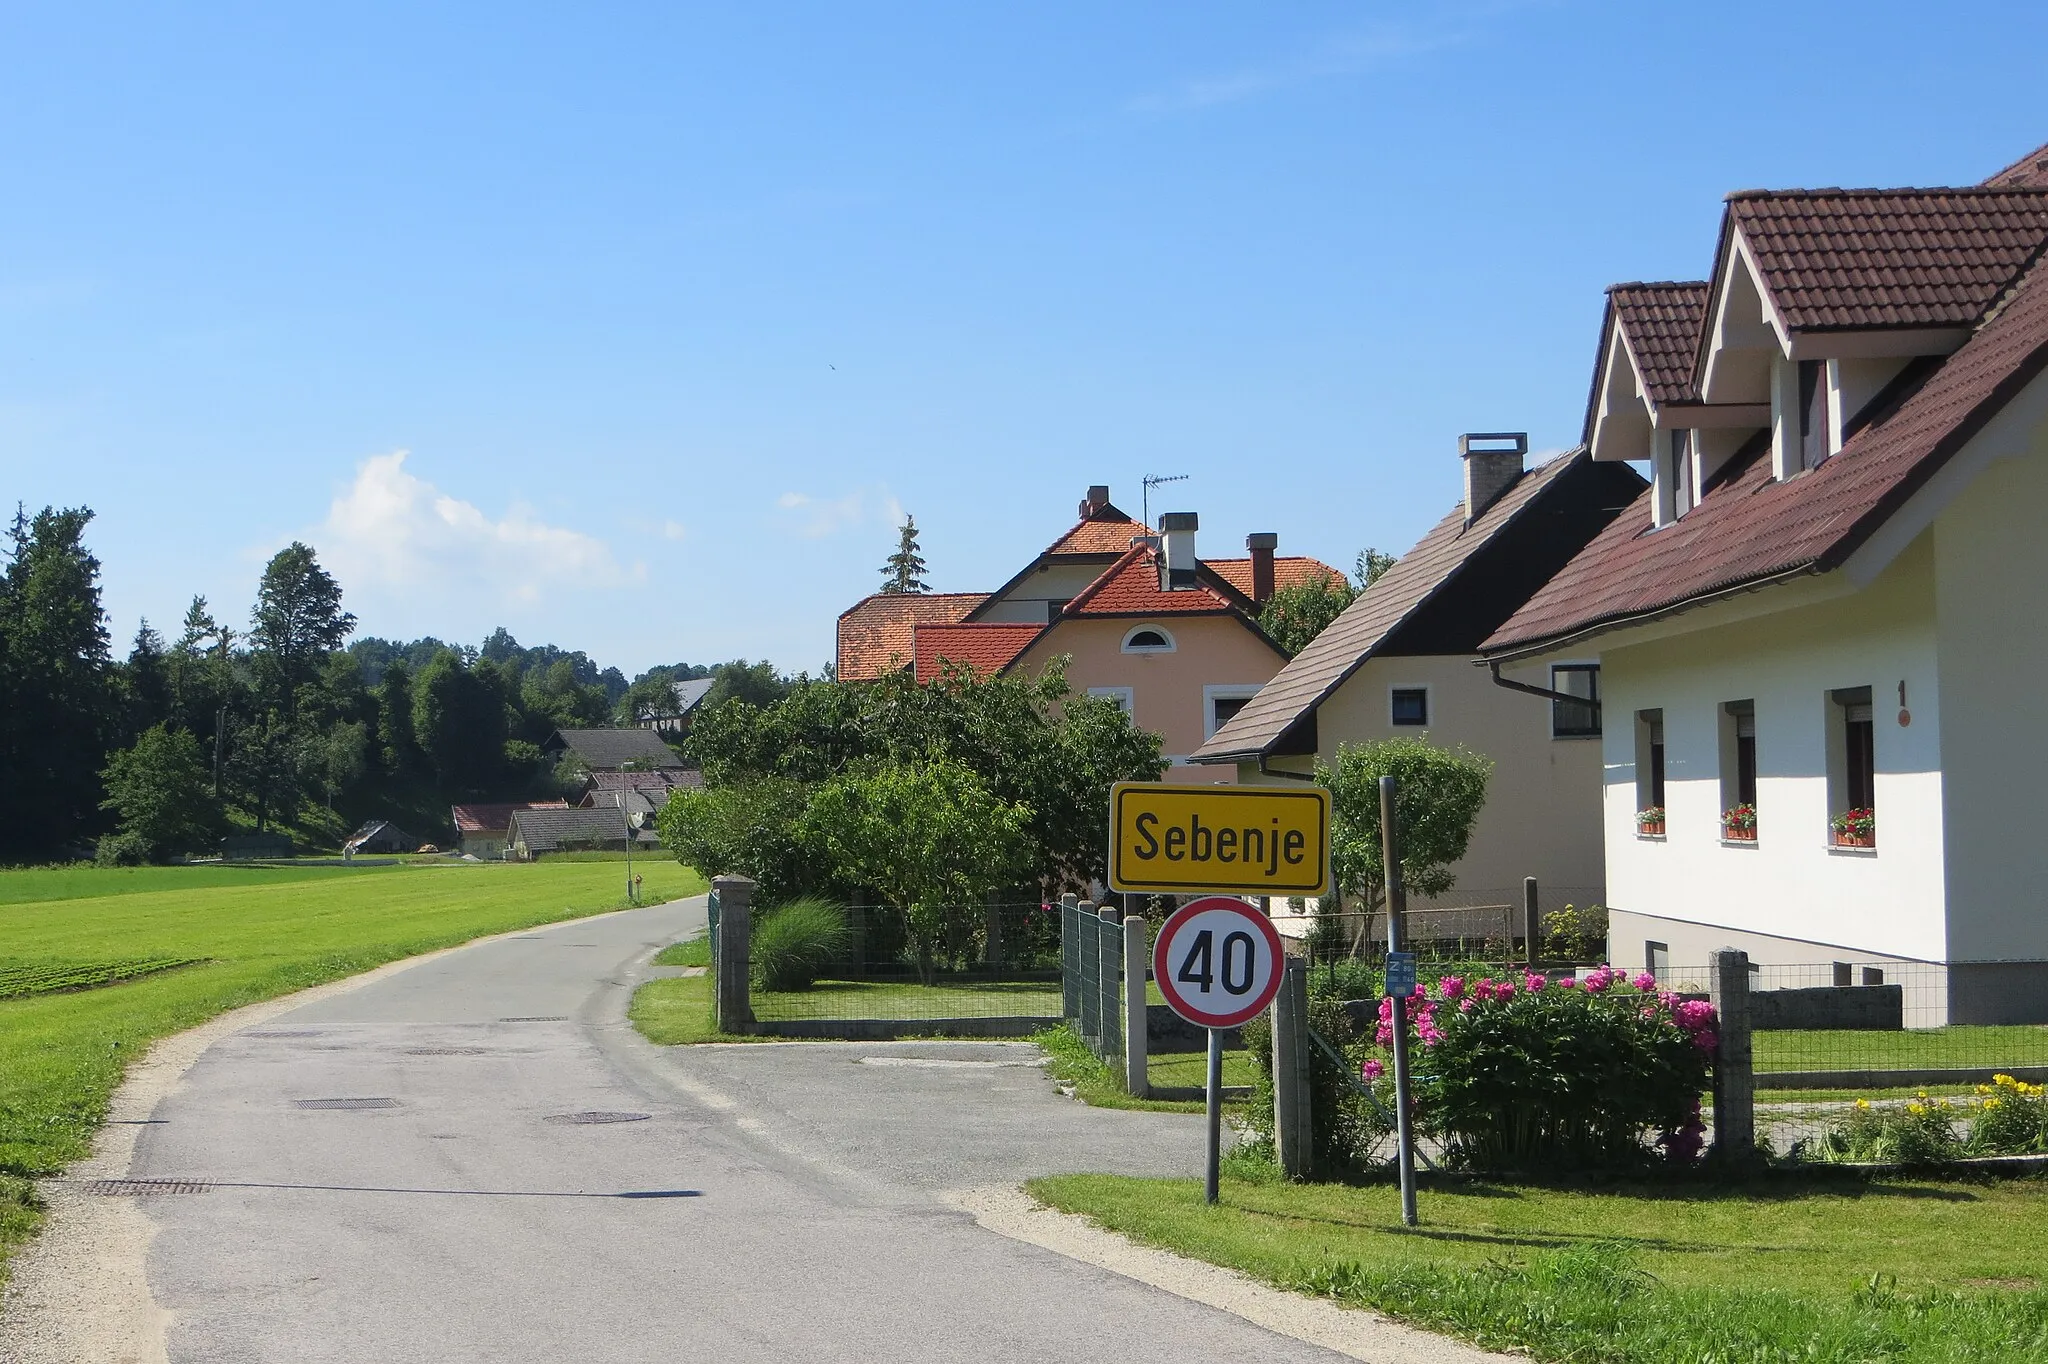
1634 708 1665 816
1087 686 1135 716
1718 699 1758 839
1203 684 1263 739
1121 625 1175 654
1390 686 1429 727
1551 664 1601 737
1825 686 1875 847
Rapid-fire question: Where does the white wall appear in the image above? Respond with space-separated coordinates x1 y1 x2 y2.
1600 535 1944 962
1934 409 2048 962
977 561 1124 622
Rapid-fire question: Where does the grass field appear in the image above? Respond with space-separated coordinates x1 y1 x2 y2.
1756 1025 2048 1073
0 857 704 1290
1033 1170 2048 1362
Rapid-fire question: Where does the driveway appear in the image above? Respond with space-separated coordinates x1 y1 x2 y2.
63 896 1357 1363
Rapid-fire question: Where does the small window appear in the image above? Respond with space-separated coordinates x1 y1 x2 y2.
1827 686 1875 847
1551 664 1600 737
1121 625 1175 654
1635 708 1665 815
1798 360 1829 472
1719 700 1758 838
1646 940 1669 979
1087 686 1134 716
1390 687 1429 727
1202 684 1263 739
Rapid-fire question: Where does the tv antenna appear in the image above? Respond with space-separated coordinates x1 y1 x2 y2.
1142 473 1189 529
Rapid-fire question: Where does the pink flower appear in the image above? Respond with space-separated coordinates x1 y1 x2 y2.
1658 991 1679 1011
1496 979 1518 999
1673 1000 1717 1032
1690 1028 1718 1054
1632 972 1657 991
1583 966 1614 994
1458 998 1474 1013
1439 976 1466 1002
1525 972 1547 992
1361 1059 1385 1081
1378 997 1394 1021
1374 1024 1393 1047
1557 976 1579 989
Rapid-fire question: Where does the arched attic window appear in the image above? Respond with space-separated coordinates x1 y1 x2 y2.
1121 625 1176 654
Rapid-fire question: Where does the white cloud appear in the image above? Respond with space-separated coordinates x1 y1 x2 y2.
317 450 639 609
774 486 902 539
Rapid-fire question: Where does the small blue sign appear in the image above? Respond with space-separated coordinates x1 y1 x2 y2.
1384 952 1418 999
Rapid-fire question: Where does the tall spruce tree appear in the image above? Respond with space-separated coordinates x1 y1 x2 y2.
878 516 930 594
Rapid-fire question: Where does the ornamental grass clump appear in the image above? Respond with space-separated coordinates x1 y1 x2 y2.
750 896 853 991
1359 966 1716 1173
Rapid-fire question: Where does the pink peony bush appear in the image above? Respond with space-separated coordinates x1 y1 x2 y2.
1361 966 1716 1173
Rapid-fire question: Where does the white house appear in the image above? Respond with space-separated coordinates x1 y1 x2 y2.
1193 434 1645 927
1481 141 2048 1024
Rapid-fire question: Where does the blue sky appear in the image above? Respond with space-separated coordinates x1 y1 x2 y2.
4 1 2044 675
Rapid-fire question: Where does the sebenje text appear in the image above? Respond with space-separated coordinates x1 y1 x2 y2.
1129 812 1305 875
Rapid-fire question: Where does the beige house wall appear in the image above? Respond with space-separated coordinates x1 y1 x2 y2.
978 562 1123 624
1014 615 1287 781
1236 655 1606 906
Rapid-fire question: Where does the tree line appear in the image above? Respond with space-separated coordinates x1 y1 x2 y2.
0 502 779 864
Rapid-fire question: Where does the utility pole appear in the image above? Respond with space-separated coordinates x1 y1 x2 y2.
618 791 635 903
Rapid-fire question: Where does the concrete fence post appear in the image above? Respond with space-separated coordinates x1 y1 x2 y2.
1060 894 1080 1024
1076 901 1098 1045
1098 903 1123 1065
1272 956 1313 1179
1123 912 1150 1097
1522 877 1541 964
1709 947 1755 1161
712 874 755 1034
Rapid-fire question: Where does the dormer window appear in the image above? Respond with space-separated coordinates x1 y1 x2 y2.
1122 625 1176 654
1797 359 1829 472
1654 429 1695 528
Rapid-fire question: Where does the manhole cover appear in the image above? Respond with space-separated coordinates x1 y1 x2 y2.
294 1098 400 1111
544 1111 652 1125
403 1047 489 1056
86 1179 211 1195
499 1016 568 1023
246 1031 320 1039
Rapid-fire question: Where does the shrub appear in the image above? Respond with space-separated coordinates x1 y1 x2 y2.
1242 988 1393 1173
1969 1074 2048 1156
94 830 151 867
656 778 841 905
1811 1096 1965 1165
1357 966 1716 1173
750 897 853 991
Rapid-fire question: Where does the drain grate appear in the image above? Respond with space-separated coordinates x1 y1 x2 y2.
294 1098 400 1111
246 1030 321 1039
86 1178 212 1195
498 1016 568 1023
544 1111 652 1125
403 1046 489 1056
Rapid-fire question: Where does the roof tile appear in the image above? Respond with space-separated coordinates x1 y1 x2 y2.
1488 260 2048 654
1610 282 1709 405
911 623 1046 680
837 592 989 680
1207 556 1346 598
1064 546 1247 617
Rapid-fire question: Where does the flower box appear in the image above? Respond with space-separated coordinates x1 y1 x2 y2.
1721 805 1757 840
1635 807 1665 837
1831 807 1876 848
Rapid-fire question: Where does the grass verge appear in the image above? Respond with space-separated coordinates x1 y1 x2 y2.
1028 1170 2048 1363
0 858 704 1291
652 935 711 968
751 978 1061 1022
1033 1023 1252 1114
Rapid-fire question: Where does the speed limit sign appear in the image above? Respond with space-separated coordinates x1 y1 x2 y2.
1153 896 1285 1029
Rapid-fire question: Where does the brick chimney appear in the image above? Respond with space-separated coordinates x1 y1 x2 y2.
1158 512 1198 590
1246 532 1277 603
1078 484 1111 519
1459 432 1528 526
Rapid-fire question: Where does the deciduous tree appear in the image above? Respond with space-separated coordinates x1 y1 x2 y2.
1317 737 1492 955
98 724 221 862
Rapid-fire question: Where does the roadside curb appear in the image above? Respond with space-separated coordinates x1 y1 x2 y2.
946 1186 1514 1364
0 895 702 1364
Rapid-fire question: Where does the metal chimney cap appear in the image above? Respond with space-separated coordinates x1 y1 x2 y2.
1158 511 1199 532
1245 532 1278 551
1458 432 1529 458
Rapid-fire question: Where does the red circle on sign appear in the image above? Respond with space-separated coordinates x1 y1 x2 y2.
1151 896 1286 1029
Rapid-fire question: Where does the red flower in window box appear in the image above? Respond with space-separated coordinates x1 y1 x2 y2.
1722 805 1757 840
1831 807 1875 848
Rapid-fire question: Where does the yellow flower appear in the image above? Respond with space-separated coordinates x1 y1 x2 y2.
1906 1103 1926 1116
1993 1074 2015 1087
1984 1097 2003 1111
1854 1099 1871 1110
1977 1085 1994 1095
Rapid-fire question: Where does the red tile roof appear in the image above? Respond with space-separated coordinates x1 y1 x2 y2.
450 801 567 834
1063 546 1252 617
911 623 1046 681
837 592 989 680
1609 282 1709 406
1044 512 1149 556
1488 258 2048 657
1985 141 2048 190
1726 189 2048 333
1206 556 1346 598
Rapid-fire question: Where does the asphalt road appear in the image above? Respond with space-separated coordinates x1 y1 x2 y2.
126 897 1352 1362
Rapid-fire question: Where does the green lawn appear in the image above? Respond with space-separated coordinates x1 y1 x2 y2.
1756 1025 2048 1073
0 858 705 1290
1032 1171 2048 1363
751 978 1061 1022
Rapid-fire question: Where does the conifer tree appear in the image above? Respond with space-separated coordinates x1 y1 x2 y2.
879 515 930 594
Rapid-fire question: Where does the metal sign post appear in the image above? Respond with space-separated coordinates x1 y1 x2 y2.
1152 896 1285 1205
1379 775 1419 1227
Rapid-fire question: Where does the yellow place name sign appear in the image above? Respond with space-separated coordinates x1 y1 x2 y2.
1109 781 1331 896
